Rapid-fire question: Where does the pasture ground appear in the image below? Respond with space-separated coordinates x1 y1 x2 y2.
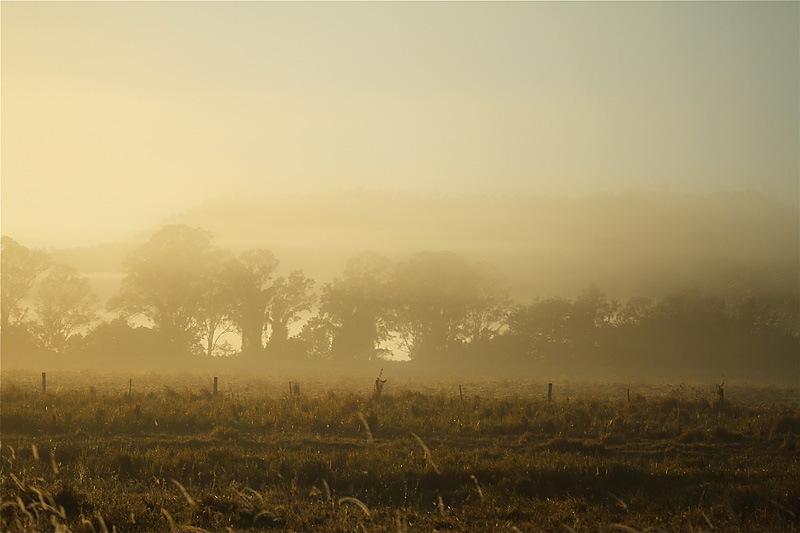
1 370 798 532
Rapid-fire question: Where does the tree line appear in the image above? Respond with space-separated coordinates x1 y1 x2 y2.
1 225 797 377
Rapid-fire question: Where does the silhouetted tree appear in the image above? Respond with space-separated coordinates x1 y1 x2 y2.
606 295 655 367
32 264 98 354
226 249 279 356
457 261 512 345
0 322 50 367
109 225 217 357
296 315 336 360
569 286 619 362
722 296 799 375
322 251 394 362
1 236 51 330
394 251 500 362
76 318 166 369
265 270 315 356
645 288 731 369
616 296 654 327
196 249 238 357
507 297 574 364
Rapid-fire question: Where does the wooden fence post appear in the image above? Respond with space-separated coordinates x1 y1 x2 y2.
213 376 218 395
42 372 46 395
129 378 133 397
289 381 293 396
627 389 631 403
548 383 553 402
459 384 463 405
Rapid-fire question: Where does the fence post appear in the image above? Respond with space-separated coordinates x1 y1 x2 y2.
42 372 46 395
289 381 293 397
213 376 218 395
459 384 463 405
548 383 553 402
129 378 133 397
627 388 631 404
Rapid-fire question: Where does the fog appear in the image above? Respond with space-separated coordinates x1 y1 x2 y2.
2 2 798 380
39 189 798 306
165 190 797 302
1 189 796 380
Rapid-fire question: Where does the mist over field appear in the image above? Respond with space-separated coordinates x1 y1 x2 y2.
2 189 797 382
168 190 798 301
52 189 798 305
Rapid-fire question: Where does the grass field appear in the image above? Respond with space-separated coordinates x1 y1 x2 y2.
1 370 798 532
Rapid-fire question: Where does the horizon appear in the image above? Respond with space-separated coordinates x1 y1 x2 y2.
4 189 797 313
2 186 797 250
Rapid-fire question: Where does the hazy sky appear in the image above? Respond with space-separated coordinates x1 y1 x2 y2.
2 1 798 248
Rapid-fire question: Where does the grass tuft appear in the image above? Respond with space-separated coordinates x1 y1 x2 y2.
338 496 372 520
411 432 441 475
170 479 196 507
357 412 374 442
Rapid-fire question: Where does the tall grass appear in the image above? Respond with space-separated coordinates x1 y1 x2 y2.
2 373 798 531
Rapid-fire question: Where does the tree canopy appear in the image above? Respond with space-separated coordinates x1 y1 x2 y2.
109 225 217 356
322 251 394 362
3 224 797 379
1 236 51 329
33 264 98 354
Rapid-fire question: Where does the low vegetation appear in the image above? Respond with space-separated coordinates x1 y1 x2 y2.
2 372 798 532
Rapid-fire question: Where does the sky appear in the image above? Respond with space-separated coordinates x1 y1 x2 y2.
2 1 798 248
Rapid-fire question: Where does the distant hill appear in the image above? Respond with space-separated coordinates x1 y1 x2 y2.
49 190 799 306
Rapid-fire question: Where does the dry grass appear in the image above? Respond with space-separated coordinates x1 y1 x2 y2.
1 371 798 532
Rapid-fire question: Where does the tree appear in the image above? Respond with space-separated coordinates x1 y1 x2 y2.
569 286 619 361
616 296 654 327
226 249 279 356
76 318 167 369
507 297 574 363
608 295 655 367
393 251 490 362
572 286 618 328
265 270 315 355
456 261 511 345
296 315 336 360
1 236 51 330
196 249 238 357
322 251 394 362
32 264 98 354
109 225 217 356
642 288 732 370
730 297 800 375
